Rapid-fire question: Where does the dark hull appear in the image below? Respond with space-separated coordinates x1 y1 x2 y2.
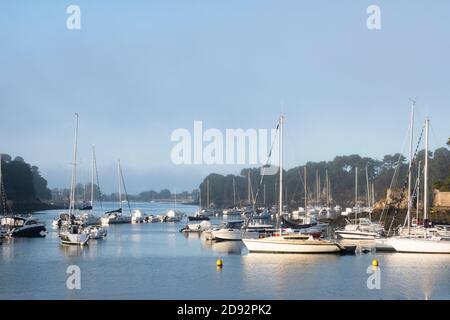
11 225 47 238
188 216 210 221
281 216 317 230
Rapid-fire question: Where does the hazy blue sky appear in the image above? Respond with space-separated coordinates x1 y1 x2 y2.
1 0 449 193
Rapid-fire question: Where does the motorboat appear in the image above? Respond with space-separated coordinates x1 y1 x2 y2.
131 209 146 223
59 224 89 246
1 216 47 238
101 211 131 225
143 215 159 223
335 218 384 240
52 213 72 229
75 212 100 226
187 210 210 221
210 220 258 241
85 225 107 239
164 209 183 222
180 220 212 233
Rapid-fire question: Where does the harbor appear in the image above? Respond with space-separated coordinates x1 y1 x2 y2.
1 1 450 304
1 202 450 300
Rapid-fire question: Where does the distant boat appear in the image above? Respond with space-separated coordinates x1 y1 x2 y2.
85 225 107 239
101 160 132 225
180 220 212 233
131 209 147 223
0 155 47 238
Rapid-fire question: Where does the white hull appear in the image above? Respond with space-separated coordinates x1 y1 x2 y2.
101 215 131 225
211 229 243 241
389 237 450 254
211 229 259 241
243 236 342 253
335 230 377 240
374 238 395 251
60 231 89 246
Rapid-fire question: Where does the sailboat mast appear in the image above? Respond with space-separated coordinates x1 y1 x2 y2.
365 165 370 208
118 160 122 210
263 184 266 207
69 113 79 215
355 167 358 220
206 179 210 209
233 177 236 206
315 170 319 206
247 172 251 205
407 100 415 234
278 113 284 218
416 161 421 223
304 166 307 210
91 147 95 206
423 118 429 229
326 169 329 207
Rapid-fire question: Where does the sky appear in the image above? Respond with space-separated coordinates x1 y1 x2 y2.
1 0 449 194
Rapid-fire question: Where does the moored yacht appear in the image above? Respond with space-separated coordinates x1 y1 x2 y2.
335 218 384 240
60 224 89 246
389 118 450 254
242 114 345 254
58 113 90 246
1 216 47 238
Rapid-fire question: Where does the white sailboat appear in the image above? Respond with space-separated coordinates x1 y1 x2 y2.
243 113 344 254
336 166 383 240
59 113 89 246
389 118 450 253
75 147 101 226
101 160 132 225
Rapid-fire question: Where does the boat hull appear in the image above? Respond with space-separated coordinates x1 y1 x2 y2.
10 225 47 238
389 237 450 254
243 237 342 253
335 230 377 240
60 232 89 246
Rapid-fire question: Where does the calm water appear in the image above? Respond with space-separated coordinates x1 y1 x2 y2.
1 202 449 300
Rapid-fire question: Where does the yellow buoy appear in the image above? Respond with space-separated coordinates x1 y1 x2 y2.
216 259 223 267
372 258 379 267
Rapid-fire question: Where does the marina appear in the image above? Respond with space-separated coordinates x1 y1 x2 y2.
1 202 450 300
1 1 450 305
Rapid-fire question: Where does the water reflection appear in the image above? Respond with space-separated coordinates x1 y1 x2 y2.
201 239 244 255
59 244 89 257
181 232 202 240
381 253 450 299
241 254 341 299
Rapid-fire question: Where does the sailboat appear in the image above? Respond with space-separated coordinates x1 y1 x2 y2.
243 113 345 254
335 167 384 240
188 189 210 221
59 114 90 246
75 147 101 226
389 118 450 253
101 160 132 225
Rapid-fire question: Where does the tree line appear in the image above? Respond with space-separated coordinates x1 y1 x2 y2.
0 154 51 202
198 147 450 209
